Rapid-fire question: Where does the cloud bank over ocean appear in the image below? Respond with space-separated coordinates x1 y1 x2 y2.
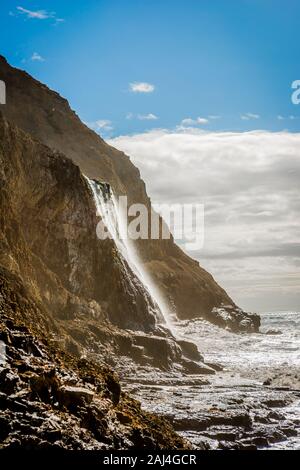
110 129 300 312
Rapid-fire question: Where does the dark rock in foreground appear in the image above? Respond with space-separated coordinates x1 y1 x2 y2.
0 270 189 450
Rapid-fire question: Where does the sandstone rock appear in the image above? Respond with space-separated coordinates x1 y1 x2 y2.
30 370 61 404
205 362 224 372
177 340 203 361
58 385 94 410
0 368 19 395
181 359 215 375
133 333 182 368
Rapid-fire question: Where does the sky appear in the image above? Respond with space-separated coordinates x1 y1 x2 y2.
0 0 300 312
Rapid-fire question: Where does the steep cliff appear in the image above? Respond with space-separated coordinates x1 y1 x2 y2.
0 55 253 325
0 112 159 333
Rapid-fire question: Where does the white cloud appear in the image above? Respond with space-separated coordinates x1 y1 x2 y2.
16 6 64 23
137 113 158 121
126 112 158 121
86 119 114 133
31 52 45 62
180 116 209 127
181 118 196 126
129 82 155 93
241 112 260 120
109 128 300 312
17 6 53 19
277 115 298 121
197 117 209 124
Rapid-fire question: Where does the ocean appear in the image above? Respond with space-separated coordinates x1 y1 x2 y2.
176 311 300 375
123 312 300 450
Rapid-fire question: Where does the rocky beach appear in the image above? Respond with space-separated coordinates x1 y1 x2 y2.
0 54 299 453
120 312 300 450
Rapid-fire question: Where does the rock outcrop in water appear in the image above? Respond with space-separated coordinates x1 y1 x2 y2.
0 55 259 331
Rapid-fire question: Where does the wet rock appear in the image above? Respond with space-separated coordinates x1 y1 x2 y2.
262 398 289 408
205 362 223 372
58 386 94 410
254 415 271 424
268 410 285 421
0 415 11 441
105 374 121 406
177 340 203 361
265 329 283 336
173 411 252 431
248 436 269 447
10 332 44 358
30 370 61 404
116 411 132 425
239 443 257 450
267 429 287 443
279 425 298 437
181 359 215 375
0 368 19 395
203 429 239 441
40 428 62 443
132 333 182 368
263 378 272 386
209 306 260 333
219 441 241 450
130 345 145 361
0 392 9 410
115 334 133 355
80 404 110 443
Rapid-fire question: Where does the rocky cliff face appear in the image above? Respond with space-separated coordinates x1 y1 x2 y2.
0 55 258 327
0 113 225 371
0 113 158 333
0 55 261 450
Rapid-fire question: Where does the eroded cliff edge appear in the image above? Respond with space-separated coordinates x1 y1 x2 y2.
0 112 218 374
0 55 259 330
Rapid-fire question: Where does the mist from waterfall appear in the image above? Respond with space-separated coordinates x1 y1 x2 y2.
86 177 174 331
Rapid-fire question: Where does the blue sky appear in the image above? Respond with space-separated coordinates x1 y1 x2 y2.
1 0 300 137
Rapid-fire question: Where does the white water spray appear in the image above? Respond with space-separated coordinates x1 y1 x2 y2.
86 177 174 331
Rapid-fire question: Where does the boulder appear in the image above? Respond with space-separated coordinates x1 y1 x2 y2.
265 329 283 336
133 333 182 368
177 340 203 361
58 385 94 410
181 359 215 375
0 368 19 395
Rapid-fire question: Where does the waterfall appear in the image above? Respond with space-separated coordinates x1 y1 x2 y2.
86 177 174 331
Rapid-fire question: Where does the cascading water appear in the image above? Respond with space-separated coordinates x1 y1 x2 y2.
85 177 174 331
